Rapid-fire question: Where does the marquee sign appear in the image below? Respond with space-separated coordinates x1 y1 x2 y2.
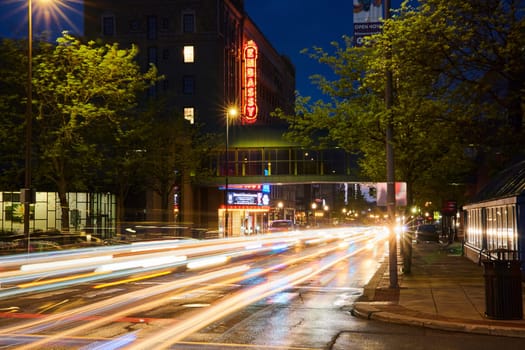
226 191 269 206
243 40 258 124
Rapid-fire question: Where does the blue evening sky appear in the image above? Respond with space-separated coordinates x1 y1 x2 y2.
0 0 404 101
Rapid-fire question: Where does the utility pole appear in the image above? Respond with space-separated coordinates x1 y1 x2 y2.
384 0 398 288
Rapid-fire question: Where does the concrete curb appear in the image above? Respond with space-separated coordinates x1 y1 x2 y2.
351 302 525 338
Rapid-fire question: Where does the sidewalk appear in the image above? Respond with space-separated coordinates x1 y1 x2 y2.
351 241 525 338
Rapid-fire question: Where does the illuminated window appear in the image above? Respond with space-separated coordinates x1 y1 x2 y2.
183 46 194 63
184 107 195 124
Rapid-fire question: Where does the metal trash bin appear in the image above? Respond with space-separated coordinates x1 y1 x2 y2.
482 250 523 320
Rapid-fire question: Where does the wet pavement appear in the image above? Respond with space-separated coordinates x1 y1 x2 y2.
351 240 525 338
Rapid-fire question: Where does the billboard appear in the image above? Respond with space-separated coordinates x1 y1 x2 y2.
221 184 271 207
353 0 383 46
376 182 407 206
227 191 269 206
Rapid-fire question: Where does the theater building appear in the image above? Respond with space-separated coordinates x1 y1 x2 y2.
84 0 299 235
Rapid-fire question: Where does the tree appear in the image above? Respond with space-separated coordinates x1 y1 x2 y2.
86 107 153 234
142 103 219 224
381 0 525 171
274 0 525 210
0 39 27 189
31 33 161 232
275 37 474 210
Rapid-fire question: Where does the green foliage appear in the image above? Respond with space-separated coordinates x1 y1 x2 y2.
0 32 215 226
0 39 28 189
275 0 525 208
140 102 220 221
31 32 160 189
28 32 162 229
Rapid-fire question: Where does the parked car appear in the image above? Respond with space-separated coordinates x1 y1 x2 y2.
268 220 294 233
415 224 439 243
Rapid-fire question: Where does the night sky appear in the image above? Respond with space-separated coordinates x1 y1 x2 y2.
246 0 404 100
245 0 354 101
0 0 404 101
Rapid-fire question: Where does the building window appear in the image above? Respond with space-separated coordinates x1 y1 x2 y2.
102 16 115 36
161 17 169 31
182 13 195 33
184 107 195 124
148 47 158 66
183 46 194 63
147 16 157 40
183 76 195 94
129 19 140 32
162 48 170 60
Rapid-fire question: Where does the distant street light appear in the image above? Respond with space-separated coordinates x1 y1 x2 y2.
224 106 238 237
277 201 284 219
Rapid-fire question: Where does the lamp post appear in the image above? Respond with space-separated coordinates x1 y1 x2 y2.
311 202 317 227
384 0 398 288
224 106 238 237
23 0 33 253
277 201 284 219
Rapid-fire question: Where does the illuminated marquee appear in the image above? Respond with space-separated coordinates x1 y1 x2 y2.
243 40 258 124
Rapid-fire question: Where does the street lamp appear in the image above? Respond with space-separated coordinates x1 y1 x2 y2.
384 0 398 289
277 201 284 219
22 0 34 252
224 106 238 237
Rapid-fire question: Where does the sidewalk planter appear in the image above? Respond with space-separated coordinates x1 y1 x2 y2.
483 253 523 320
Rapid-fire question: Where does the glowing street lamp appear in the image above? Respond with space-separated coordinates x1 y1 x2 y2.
22 0 35 252
21 0 79 251
277 201 284 219
224 106 238 237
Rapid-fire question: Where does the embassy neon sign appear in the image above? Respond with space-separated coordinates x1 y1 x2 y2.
243 40 258 124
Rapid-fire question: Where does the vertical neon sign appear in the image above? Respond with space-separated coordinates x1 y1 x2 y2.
243 40 258 124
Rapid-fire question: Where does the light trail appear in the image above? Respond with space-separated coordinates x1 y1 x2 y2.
94 255 187 273
123 239 375 350
4 243 335 347
20 255 114 272
10 265 252 350
1 227 370 292
92 271 172 289
0 226 385 349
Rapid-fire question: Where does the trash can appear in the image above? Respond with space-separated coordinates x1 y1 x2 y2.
483 251 523 320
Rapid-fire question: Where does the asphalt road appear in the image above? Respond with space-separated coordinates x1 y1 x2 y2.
0 227 383 348
2 227 523 349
